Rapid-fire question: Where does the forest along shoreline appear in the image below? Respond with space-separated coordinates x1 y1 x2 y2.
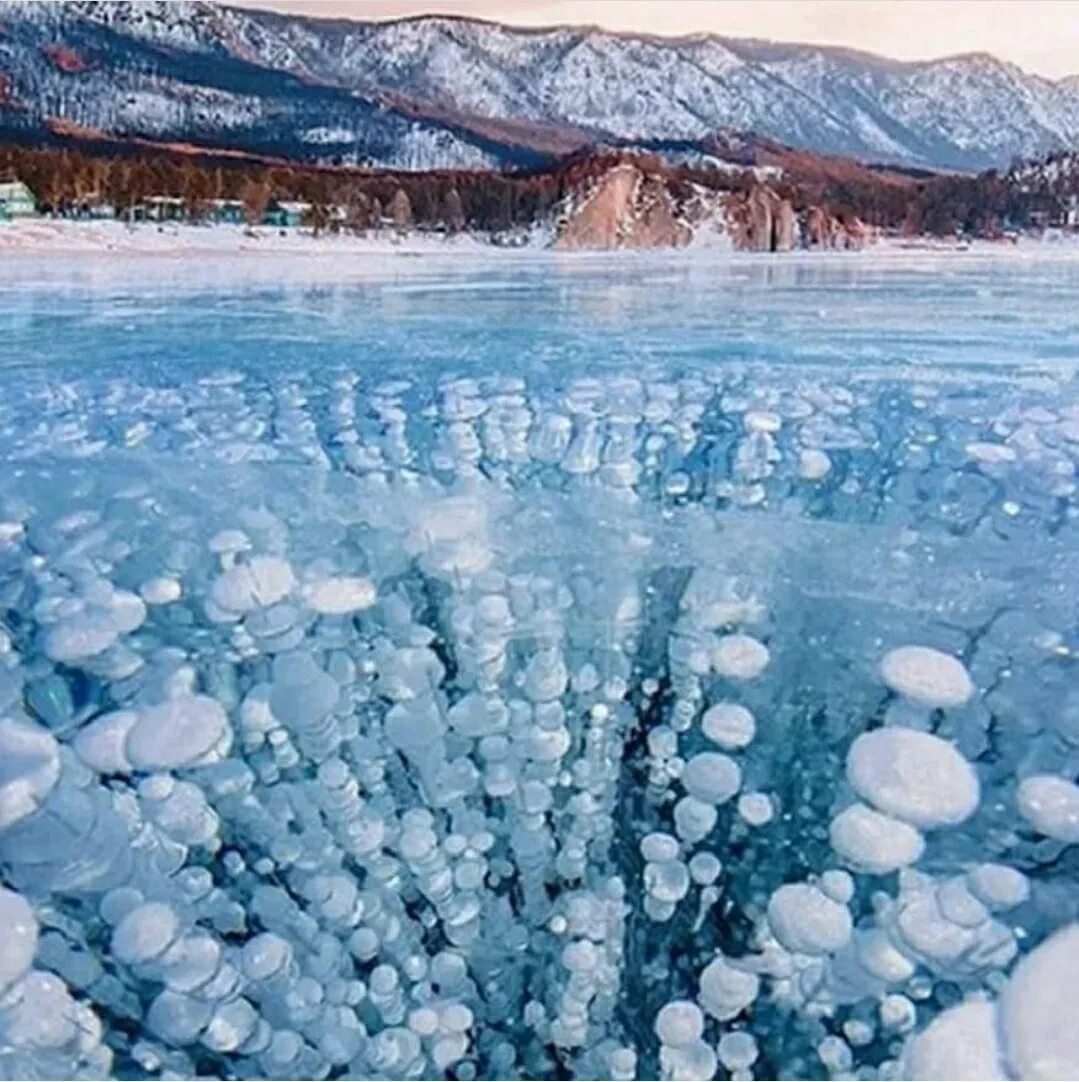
4 138 1079 254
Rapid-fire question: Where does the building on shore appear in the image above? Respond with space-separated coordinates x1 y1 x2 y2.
0 177 39 220
208 198 246 225
265 200 311 228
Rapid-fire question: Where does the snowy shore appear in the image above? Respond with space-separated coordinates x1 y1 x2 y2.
3 216 1075 262
0 217 517 258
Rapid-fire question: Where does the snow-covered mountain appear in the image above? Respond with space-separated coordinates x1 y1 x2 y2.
2 0 1078 172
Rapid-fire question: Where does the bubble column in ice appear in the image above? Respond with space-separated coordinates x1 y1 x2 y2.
548 881 628 1052
0 884 111 1077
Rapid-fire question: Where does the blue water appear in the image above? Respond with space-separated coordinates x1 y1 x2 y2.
0 249 1077 1080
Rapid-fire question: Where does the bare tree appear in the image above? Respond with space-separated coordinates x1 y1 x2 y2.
240 175 272 227
390 187 412 235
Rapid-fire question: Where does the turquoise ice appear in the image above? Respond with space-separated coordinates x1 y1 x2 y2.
0 250 1078 1079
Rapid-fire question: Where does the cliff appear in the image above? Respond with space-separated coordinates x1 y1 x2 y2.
552 162 692 251
553 161 875 252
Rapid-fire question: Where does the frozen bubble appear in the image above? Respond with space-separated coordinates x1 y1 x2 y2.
712 635 770 680
44 615 116 663
407 1007 440 1037
208 529 251 555
108 590 148 633
880 992 917 1032
660 1039 716 1081
700 702 756 750
674 796 718 844
798 448 832 480
2 970 79 1050
846 728 979 829
1016 774 1079 843
688 852 721 886
139 577 182 605
1000 924 1079 1080
879 645 974 709
147 988 213 1045
937 877 988 928
164 933 222 994
767 883 852 955
681 752 742 806
640 832 680 863
125 695 230 770
211 556 295 615
655 1000 704 1046
718 1031 758 1070
0 716 60 830
0 887 38 992
902 999 1006 1080
829 801 925 874
203 998 258 1053
73 710 138 774
645 859 691 904
737 791 773 826
818 1035 853 1072
270 666 339 729
744 410 781 433
111 902 180 965
966 442 1017 464
562 940 599 973
302 576 377 615
854 928 916 984
440 1003 473 1033
966 864 1030 910
698 955 759 1022
818 869 854 904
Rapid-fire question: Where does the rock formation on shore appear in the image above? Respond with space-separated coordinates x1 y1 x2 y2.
554 160 874 253
552 162 692 251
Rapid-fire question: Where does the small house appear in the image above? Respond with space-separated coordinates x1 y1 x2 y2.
0 178 39 220
208 199 246 225
265 200 311 228
138 196 185 223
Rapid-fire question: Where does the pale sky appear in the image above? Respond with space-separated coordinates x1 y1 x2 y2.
233 0 1079 79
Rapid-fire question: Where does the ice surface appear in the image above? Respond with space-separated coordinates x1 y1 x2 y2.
0 251 1077 1080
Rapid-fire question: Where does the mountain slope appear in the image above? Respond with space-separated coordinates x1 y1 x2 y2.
2 0 1078 172
0 1 550 169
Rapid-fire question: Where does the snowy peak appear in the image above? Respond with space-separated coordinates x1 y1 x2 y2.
1 1 1078 171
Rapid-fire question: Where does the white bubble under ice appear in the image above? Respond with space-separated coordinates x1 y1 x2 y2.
1016 774 1079 843
879 645 975 708
846 728 980 829
0 263 1077 1080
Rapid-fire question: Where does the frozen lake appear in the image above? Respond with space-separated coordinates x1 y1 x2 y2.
0 249 1078 1080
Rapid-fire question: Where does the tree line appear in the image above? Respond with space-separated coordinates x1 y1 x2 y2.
2 138 1076 237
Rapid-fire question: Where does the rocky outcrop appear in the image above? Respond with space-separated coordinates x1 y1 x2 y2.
553 162 691 250
725 185 798 251
553 163 876 253
805 205 873 249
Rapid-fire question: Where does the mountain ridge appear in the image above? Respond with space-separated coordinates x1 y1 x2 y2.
229 5 1079 84
2 0 1078 172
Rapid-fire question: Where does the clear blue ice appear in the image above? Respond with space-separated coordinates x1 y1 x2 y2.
0 250 1078 1079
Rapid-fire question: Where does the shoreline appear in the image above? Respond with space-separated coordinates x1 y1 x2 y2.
3 218 1075 264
